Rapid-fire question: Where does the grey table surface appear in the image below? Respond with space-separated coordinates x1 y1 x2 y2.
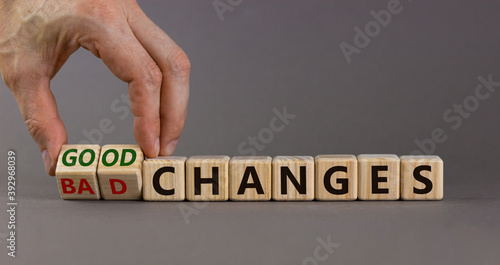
1 1 500 264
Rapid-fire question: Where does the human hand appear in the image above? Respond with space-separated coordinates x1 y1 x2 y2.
0 0 190 175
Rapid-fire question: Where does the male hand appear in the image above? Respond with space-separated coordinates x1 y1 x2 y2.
0 0 190 175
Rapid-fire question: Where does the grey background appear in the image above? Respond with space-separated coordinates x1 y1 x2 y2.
1 0 499 264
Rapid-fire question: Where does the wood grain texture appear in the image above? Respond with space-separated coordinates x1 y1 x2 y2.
272 156 314 201
55 145 101 200
97 145 144 200
142 156 187 201
400 155 443 200
186 156 230 201
358 154 400 200
315 155 357 201
229 156 272 201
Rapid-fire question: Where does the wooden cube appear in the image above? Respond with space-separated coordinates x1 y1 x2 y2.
142 156 187 201
229 156 272 201
358 154 400 200
97 145 144 200
315 155 357 201
400 155 443 200
186 156 230 201
272 156 314 201
55 145 101 200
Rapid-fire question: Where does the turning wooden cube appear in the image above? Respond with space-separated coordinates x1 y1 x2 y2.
315 155 357 201
229 156 272 201
186 156 230 201
97 145 144 200
56 145 101 200
272 156 314 201
400 155 443 200
358 154 400 200
142 156 187 201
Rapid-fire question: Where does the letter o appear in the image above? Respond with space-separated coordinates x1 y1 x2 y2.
463 95 479 112
102 149 119 167
258 128 274 144
79 149 95 166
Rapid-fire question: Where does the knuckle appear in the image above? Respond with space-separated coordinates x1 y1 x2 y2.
130 60 162 103
25 117 45 142
129 61 162 118
166 49 191 78
144 60 163 88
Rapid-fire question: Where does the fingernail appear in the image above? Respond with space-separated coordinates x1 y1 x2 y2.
155 138 160 156
42 149 52 174
164 140 179 155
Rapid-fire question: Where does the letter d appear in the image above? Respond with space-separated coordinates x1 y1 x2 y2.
353 26 371 48
110 179 127 194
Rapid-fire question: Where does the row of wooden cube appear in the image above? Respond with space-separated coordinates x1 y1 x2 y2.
55 144 443 201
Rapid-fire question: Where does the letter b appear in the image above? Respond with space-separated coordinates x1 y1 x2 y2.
370 9 391 27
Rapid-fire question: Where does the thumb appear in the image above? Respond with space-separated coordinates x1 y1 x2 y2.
8 75 67 176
